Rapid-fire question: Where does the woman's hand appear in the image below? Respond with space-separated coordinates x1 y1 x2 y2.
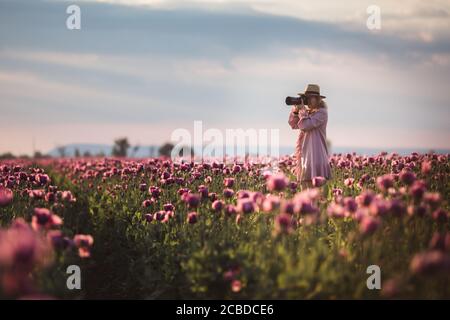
292 102 304 114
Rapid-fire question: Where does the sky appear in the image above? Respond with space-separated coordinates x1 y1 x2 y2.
0 0 450 155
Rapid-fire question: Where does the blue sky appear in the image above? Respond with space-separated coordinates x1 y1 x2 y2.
1 0 449 155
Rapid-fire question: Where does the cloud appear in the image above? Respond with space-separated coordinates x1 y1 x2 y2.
0 0 449 154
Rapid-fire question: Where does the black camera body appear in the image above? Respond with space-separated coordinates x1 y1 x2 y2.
285 94 309 106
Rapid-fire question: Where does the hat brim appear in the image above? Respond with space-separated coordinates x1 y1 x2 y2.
297 92 326 99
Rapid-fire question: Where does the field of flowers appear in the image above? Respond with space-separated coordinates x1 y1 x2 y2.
0 152 449 299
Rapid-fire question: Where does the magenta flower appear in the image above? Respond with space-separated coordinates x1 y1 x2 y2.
312 176 326 187
0 219 53 272
144 213 153 223
267 174 289 191
223 188 235 199
139 183 147 192
142 199 155 208
73 234 94 258
163 203 175 212
224 178 235 188
148 186 161 198
232 164 242 174
0 186 13 207
410 180 426 201
356 190 375 207
274 213 295 236
212 200 224 212
153 210 166 221
399 169 416 186
428 232 450 252
208 192 217 202
47 230 73 250
343 197 357 213
423 192 442 210
224 204 237 217
376 174 394 192
34 174 50 185
410 250 450 275
359 216 380 236
231 279 242 293
262 195 280 212
388 199 406 217
237 198 254 214
432 208 448 223
187 211 198 224
297 199 318 215
187 193 201 208
31 208 63 231
344 178 354 187
198 185 209 199
369 199 390 217
332 188 343 196
327 203 345 218
421 160 432 175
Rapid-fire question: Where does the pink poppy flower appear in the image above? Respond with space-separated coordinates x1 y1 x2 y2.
267 174 289 191
183 193 201 208
410 250 450 275
224 178 235 188
0 186 13 207
31 208 63 231
223 188 235 199
376 174 394 192
421 160 432 175
359 216 380 236
73 234 94 258
224 204 237 217
399 169 416 186
237 198 254 214
231 279 242 292
187 211 198 224
344 178 355 187
312 176 326 187
212 200 224 212
274 213 295 235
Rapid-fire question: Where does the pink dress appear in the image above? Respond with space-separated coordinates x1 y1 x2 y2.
288 107 332 182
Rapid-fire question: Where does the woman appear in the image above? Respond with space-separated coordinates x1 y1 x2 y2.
288 84 332 189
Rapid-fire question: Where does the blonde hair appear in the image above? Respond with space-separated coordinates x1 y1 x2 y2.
319 99 327 109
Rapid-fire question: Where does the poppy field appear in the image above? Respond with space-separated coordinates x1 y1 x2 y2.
0 152 449 299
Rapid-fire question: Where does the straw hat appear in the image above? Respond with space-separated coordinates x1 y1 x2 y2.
298 84 326 98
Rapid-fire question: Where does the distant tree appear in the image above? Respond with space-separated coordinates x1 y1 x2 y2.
83 151 92 157
33 151 44 159
112 138 130 157
0 152 15 160
74 148 81 157
96 151 105 157
158 143 174 157
179 145 195 158
159 143 194 159
18 154 30 159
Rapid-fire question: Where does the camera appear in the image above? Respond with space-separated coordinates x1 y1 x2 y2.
285 94 309 106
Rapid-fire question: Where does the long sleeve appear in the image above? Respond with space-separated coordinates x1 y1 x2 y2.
298 109 327 131
288 111 300 129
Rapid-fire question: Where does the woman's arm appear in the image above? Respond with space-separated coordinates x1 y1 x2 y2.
298 109 327 131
